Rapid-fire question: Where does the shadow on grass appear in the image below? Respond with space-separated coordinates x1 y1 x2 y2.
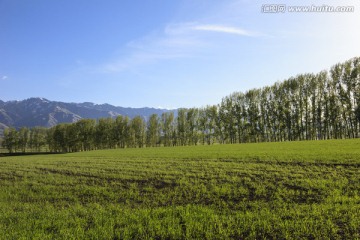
0 152 65 157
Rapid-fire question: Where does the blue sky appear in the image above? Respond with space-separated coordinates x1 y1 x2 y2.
1 0 359 108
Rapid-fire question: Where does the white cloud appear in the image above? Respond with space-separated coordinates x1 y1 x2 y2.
192 24 254 36
100 21 261 73
101 23 205 73
96 1 263 74
1 76 8 80
103 52 188 73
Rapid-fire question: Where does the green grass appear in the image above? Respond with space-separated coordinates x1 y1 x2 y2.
1 139 360 239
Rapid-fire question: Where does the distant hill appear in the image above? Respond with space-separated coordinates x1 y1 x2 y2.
0 97 174 134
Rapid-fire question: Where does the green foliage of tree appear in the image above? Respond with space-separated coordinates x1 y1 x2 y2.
95 118 115 149
146 114 160 147
161 112 175 147
2 128 19 153
18 127 29 153
114 116 129 148
76 119 96 151
129 116 146 148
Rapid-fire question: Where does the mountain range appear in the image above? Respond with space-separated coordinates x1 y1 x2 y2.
0 97 174 135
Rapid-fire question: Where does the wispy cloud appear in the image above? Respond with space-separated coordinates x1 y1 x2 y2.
100 21 262 73
103 52 189 73
96 0 263 74
1 76 8 80
192 24 254 36
101 24 204 73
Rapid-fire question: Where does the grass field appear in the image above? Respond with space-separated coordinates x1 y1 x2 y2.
0 139 360 239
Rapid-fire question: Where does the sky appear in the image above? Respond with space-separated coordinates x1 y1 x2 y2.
1 0 360 109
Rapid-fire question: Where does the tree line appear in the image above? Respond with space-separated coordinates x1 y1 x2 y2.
2 57 360 153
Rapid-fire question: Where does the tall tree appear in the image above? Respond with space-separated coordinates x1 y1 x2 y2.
161 112 174 147
186 108 199 145
114 116 129 148
52 124 68 152
146 114 160 147
177 109 188 146
95 118 115 149
76 119 96 151
2 128 19 153
129 116 146 148
18 127 29 153
29 127 47 152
